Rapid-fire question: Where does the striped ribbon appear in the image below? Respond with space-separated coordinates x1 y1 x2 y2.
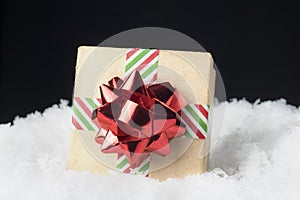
123 48 159 85
180 104 210 139
72 97 102 131
72 48 211 175
116 154 150 174
114 48 160 175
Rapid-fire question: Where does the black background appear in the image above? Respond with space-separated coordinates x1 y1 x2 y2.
1 0 299 123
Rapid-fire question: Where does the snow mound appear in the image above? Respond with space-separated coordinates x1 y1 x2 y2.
0 99 299 200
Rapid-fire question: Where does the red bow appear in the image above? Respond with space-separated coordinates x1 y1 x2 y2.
93 71 187 167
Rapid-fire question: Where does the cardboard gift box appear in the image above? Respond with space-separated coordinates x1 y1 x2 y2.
68 46 215 181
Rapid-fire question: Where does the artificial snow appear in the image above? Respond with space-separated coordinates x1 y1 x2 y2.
0 99 299 200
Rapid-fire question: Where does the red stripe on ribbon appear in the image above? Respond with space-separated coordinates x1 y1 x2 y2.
75 97 101 129
72 116 83 130
180 110 205 139
135 50 159 72
149 73 158 84
197 104 209 119
126 48 140 60
75 97 93 117
123 167 131 173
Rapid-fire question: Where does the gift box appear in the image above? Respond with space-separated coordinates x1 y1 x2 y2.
68 46 215 180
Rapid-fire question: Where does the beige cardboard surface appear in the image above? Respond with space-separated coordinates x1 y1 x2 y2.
68 46 215 180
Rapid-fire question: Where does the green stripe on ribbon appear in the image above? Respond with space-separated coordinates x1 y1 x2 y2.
72 105 94 130
138 161 150 173
185 105 207 132
141 61 158 79
125 49 151 72
116 157 128 169
85 98 98 109
184 130 193 138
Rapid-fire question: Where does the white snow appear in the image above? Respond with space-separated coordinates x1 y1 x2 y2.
0 99 299 200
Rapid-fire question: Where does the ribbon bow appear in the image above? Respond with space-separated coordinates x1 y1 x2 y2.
94 70 187 168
